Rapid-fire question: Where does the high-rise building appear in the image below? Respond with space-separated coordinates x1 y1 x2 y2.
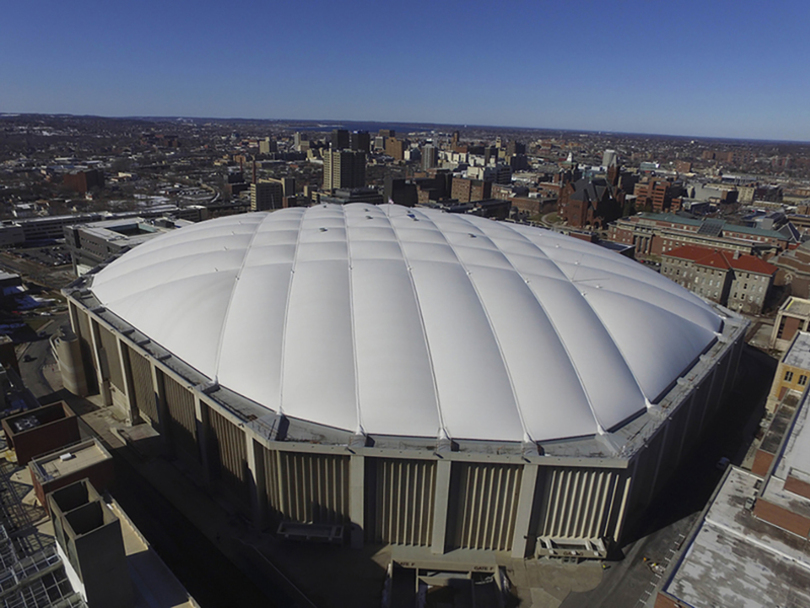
384 176 417 207
385 138 408 161
259 137 276 155
506 141 526 157
378 129 395 138
350 131 371 153
602 149 619 168
323 150 366 191
331 129 350 150
294 132 309 152
63 169 104 194
422 144 438 170
250 180 284 211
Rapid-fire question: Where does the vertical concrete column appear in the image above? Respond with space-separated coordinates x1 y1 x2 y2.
117 340 139 426
511 463 539 558
648 424 669 502
151 365 171 453
430 459 453 555
67 300 80 334
676 391 696 464
348 454 365 549
88 319 111 406
194 395 213 488
612 470 634 544
245 436 266 529
697 366 719 435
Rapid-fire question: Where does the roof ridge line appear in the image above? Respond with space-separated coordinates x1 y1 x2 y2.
343 207 363 435
438 214 532 443
275 210 306 417
212 214 270 383
540 247 651 422
384 205 446 439
494 226 602 436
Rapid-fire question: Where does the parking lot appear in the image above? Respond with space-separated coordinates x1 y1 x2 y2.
13 244 71 267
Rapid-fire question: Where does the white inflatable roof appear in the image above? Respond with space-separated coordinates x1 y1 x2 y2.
89 204 723 443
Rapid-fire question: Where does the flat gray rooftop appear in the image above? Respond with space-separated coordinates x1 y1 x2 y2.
662 468 810 608
782 296 810 319
784 331 810 370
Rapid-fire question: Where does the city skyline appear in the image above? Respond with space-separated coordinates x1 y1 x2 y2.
2 0 809 141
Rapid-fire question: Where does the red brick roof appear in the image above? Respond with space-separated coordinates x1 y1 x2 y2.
664 245 777 275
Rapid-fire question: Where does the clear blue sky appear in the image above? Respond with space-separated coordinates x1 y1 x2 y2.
2 0 808 141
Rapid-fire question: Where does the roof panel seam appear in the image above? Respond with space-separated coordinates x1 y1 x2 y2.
382 205 444 438
344 209 363 435
529 245 651 417
442 214 531 443
212 218 267 383
502 228 608 434
274 212 306 417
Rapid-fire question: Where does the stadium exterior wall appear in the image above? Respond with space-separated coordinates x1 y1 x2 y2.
64 291 747 563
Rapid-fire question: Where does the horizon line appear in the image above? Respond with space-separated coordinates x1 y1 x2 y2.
2 111 809 146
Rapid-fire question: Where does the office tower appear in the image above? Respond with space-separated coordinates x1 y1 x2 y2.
294 132 309 152
250 180 284 211
332 129 350 150
506 141 526 156
379 129 395 138
422 144 438 170
350 131 371 153
603 149 619 168
323 150 366 190
384 175 417 207
385 138 407 161
259 137 276 155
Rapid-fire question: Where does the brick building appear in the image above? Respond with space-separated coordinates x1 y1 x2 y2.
633 178 684 213
451 177 491 204
766 331 810 414
384 138 408 161
607 213 795 263
660 245 776 314
63 169 104 194
557 178 620 229
770 296 810 351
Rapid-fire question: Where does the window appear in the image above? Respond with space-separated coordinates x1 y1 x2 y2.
800 375 808 386
785 371 794 382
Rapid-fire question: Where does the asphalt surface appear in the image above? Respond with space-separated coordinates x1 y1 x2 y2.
17 312 69 398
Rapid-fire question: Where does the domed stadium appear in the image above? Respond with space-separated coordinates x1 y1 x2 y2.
63 204 747 561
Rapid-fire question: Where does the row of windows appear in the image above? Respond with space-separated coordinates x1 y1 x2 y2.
784 370 808 386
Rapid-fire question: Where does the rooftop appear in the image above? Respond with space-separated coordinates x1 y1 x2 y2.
31 438 112 482
80 204 727 445
635 213 794 241
784 332 810 371
781 296 810 318
664 244 777 275
661 467 810 608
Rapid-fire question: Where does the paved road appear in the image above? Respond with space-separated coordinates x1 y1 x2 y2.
16 312 69 399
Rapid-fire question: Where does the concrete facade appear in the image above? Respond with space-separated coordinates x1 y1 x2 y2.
770 296 810 351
